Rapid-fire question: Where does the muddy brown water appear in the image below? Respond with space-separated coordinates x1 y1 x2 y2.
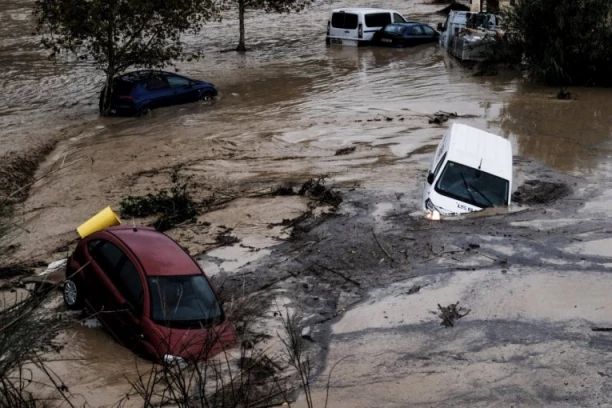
2 0 612 405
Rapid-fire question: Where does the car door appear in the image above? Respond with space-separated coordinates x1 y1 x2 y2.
113 255 147 351
86 240 129 341
421 24 440 43
329 12 359 43
87 240 141 346
165 74 199 104
405 25 424 45
141 73 174 108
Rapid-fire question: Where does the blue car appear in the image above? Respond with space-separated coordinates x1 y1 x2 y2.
372 22 440 47
100 70 218 116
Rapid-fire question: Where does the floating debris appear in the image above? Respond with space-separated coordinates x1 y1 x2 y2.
438 302 470 327
335 146 356 156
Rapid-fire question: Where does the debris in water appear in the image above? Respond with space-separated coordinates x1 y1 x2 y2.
38 258 67 276
216 229 240 246
335 146 356 156
406 285 421 295
438 302 470 327
427 111 478 124
120 171 197 231
298 176 342 207
512 180 570 205
592 327 612 332
272 186 297 196
557 89 573 100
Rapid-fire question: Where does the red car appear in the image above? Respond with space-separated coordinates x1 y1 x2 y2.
63 225 236 363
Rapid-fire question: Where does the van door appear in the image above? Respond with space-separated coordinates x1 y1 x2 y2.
329 12 359 44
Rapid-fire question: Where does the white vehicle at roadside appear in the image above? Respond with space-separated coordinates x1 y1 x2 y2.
438 10 501 61
326 8 408 46
422 123 512 217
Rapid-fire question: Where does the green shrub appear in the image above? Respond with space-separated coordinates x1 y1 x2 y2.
501 0 612 86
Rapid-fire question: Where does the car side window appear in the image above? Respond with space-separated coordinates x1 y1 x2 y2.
393 13 406 23
117 259 144 313
94 241 125 284
408 26 424 35
87 240 102 256
144 76 169 91
422 25 436 35
166 75 191 89
365 13 391 28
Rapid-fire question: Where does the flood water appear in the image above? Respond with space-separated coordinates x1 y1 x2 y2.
2 0 612 405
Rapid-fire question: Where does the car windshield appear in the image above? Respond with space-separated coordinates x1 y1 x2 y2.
148 275 223 328
435 161 509 208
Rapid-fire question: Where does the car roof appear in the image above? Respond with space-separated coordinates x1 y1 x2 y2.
331 8 399 14
118 70 182 82
387 22 423 27
107 226 200 277
445 123 513 181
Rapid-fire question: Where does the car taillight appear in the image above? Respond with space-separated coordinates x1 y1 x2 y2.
120 95 133 101
358 23 363 38
327 20 330 35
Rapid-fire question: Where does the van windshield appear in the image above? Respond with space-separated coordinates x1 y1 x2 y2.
148 275 223 329
435 161 509 208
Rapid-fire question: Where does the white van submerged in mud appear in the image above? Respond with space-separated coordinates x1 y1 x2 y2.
326 8 408 46
422 123 512 216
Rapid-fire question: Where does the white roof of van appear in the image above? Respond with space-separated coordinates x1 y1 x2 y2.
446 123 512 181
331 8 398 14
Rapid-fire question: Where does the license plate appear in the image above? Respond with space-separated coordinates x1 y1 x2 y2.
381 38 392 43
331 38 342 45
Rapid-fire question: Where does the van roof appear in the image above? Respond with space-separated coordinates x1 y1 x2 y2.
331 8 399 14
446 123 512 181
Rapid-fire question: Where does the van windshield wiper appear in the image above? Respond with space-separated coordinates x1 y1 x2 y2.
460 172 478 205
468 182 494 207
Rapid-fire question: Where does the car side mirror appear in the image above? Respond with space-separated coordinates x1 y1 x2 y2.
427 172 435 184
437 22 443 31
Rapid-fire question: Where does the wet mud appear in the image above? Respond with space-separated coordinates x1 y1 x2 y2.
2 0 612 405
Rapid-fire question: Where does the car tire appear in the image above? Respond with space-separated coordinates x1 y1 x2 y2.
137 106 151 117
199 91 215 102
63 278 84 310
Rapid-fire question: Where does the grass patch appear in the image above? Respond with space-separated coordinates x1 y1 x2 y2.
0 142 56 204
120 171 198 231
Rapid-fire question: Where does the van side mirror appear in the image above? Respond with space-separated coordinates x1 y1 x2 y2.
427 172 435 184
437 22 443 31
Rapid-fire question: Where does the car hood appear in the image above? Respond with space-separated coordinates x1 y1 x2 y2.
148 319 236 361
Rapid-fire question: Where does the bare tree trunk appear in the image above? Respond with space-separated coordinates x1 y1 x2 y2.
100 70 114 116
236 0 246 52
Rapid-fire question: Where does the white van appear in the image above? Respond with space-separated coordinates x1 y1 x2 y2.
326 8 408 46
422 123 512 216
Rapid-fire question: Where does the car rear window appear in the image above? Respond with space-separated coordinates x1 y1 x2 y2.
331 12 358 30
365 13 392 28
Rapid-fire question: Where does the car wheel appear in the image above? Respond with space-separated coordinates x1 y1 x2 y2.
137 106 151 117
199 91 215 103
63 278 84 310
